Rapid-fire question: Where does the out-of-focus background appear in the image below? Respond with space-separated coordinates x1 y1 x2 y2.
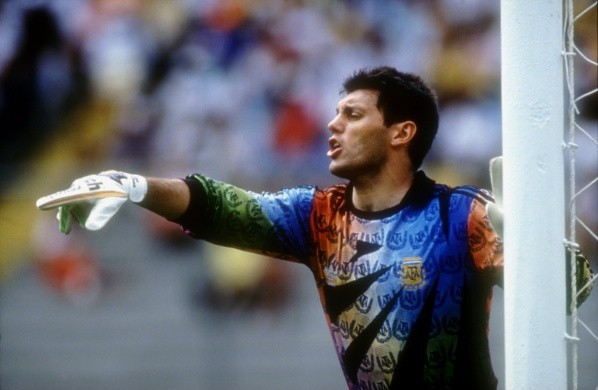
0 1 595 389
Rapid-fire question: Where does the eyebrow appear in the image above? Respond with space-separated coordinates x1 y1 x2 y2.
336 101 364 114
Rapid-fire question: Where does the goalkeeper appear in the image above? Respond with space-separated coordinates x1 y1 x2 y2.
37 66 592 389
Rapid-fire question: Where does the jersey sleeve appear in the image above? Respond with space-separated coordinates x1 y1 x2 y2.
468 197 504 286
176 174 315 263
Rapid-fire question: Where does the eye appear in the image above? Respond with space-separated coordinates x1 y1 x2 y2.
349 112 362 120
343 107 361 119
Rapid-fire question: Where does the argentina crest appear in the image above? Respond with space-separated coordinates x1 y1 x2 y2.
398 257 426 291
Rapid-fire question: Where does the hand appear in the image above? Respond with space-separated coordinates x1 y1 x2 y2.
36 171 147 234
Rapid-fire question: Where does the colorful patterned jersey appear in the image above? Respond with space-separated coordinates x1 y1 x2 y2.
178 171 503 389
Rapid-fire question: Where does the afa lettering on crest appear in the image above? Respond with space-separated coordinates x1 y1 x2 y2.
399 257 426 291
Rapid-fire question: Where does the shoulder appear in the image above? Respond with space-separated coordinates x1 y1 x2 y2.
432 182 496 239
448 185 495 206
312 183 349 213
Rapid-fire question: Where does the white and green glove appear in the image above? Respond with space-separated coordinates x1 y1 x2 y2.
36 171 147 234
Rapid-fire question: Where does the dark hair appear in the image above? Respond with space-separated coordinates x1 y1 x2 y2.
342 66 439 170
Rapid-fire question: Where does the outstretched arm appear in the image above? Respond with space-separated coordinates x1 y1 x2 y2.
37 171 316 261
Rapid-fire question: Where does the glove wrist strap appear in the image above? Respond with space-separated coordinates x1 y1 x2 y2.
128 174 148 203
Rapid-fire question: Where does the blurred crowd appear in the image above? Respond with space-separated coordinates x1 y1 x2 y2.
0 0 596 306
2 0 595 184
0 0 506 187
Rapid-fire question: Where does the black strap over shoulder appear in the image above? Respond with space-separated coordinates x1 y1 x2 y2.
438 185 496 241
439 188 453 241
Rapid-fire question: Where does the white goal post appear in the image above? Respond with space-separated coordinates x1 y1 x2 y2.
500 0 568 389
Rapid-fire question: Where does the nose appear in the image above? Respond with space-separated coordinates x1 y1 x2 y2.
327 114 342 133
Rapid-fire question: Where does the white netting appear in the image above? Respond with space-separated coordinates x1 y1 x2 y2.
563 1 598 389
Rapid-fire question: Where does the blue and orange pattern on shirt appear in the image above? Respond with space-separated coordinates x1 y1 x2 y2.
181 172 503 389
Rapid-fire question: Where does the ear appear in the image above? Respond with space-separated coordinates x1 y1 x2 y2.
389 121 416 147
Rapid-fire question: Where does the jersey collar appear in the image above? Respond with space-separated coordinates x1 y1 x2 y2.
346 171 436 220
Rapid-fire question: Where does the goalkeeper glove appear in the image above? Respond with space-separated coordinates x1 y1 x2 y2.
566 248 594 314
36 171 147 234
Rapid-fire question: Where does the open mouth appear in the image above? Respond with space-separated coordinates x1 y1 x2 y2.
327 139 341 158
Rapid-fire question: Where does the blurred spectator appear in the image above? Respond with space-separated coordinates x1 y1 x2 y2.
0 5 88 187
194 244 294 315
272 96 320 156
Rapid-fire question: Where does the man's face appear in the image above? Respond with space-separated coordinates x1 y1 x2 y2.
327 89 391 180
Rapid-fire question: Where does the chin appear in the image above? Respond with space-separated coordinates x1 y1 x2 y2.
329 163 352 180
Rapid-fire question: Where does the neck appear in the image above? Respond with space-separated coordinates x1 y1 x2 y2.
351 169 415 212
